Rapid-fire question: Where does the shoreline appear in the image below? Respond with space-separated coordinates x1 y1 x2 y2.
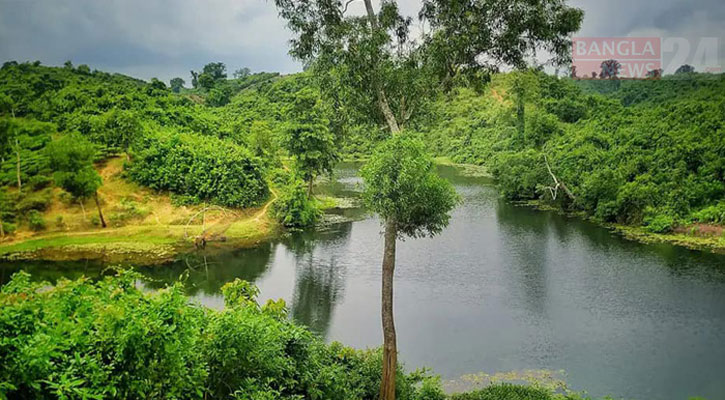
517 200 725 254
2 162 723 265
0 219 279 265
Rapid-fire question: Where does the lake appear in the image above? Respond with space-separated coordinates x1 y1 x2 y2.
3 163 725 400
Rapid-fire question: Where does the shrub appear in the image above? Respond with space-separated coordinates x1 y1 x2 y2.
109 198 151 226
271 177 321 228
0 272 439 400
644 214 675 233
27 175 52 191
15 188 53 214
1 221 16 235
449 383 572 400
691 202 725 224
26 210 46 231
490 150 548 201
128 132 269 208
543 98 588 123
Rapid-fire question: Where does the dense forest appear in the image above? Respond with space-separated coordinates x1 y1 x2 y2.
1 61 723 238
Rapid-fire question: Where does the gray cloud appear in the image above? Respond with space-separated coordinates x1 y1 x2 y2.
0 0 723 82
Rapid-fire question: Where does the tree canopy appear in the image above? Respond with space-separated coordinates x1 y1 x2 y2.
361 134 458 238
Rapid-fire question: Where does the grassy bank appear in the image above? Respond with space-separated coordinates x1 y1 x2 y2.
3 157 724 265
520 200 725 254
0 157 277 265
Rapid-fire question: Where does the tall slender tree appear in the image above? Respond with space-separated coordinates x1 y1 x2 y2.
273 1 583 398
282 87 338 198
361 134 458 399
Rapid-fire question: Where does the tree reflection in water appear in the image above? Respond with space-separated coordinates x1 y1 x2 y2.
286 223 352 338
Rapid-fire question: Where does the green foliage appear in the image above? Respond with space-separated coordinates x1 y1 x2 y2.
0 117 54 187
413 71 725 230
194 62 227 90
644 214 676 233
282 87 339 184
420 0 583 83
691 202 725 224
26 209 46 231
1 221 16 235
206 87 231 107
46 133 102 200
490 150 548 201
448 383 581 400
128 132 269 208
272 176 321 228
14 188 53 214
361 134 459 238
0 272 442 400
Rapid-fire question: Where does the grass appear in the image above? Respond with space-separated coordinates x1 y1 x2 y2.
611 224 725 254
0 156 277 264
519 200 725 254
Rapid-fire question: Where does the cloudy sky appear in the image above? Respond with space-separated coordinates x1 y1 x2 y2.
0 0 723 83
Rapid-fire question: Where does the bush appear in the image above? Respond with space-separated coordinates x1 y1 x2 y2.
271 177 321 228
1 221 16 235
27 175 52 191
26 210 46 231
109 198 150 226
0 272 437 400
490 150 548 201
15 189 53 214
128 132 269 208
691 202 725 224
644 214 675 233
449 383 575 400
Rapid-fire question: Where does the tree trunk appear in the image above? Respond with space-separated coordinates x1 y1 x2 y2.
79 199 86 220
516 96 525 140
15 139 21 193
362 0 400 135
379 217 397 400
307 176 314 199
94 192 107 228
0 214 5 239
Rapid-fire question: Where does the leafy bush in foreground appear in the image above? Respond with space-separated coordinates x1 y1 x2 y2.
0 271 433 400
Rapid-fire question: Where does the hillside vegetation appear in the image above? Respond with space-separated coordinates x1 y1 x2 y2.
0 62 324 257
412 71 725 245
1 61 724 253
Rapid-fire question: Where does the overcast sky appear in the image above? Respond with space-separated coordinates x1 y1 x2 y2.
0 0 723 83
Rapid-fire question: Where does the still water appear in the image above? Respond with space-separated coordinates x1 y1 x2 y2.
2 163 725 400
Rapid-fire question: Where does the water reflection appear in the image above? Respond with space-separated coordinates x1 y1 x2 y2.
139 242 273 295
286 224 351 338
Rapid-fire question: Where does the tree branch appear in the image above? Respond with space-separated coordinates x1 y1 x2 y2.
543 155 575 201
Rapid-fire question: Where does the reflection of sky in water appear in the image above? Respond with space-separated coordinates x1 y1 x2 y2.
3 164 725 400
